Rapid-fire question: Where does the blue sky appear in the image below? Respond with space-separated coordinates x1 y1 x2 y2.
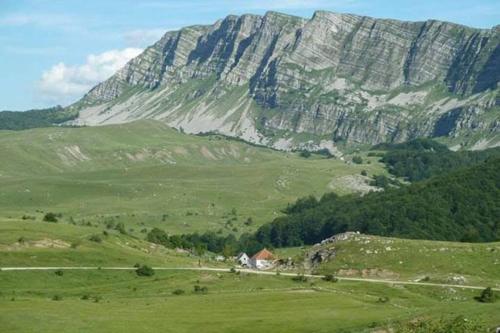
1 0 499 110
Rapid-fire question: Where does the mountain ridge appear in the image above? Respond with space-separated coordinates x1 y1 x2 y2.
62 10 500 150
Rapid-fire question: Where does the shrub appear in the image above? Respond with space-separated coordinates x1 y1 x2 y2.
322 274 338 282
299 150 311 158
43 212 58 223
292 274 308 282
114 222 127 235
370 174 391 189
352 156 363 164
17 236 26 243
89 235 102 243
393 315 487 333
377 296 390 303
360 170 368 176
70 241 81 249
54 269 64 277
314 148 333 158
475 287 496 303
52 295 63 301
172 289 185 295
81 294 90 300
135 265 155 277
193 285 208 294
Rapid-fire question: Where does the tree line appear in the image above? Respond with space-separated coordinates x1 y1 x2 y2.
147 143 500 254
375 138 500 181
0 106 78 130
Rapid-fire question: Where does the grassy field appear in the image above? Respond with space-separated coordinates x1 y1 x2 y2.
0 217 204 267
1 269 499 332
1 205 500 331
0 120 383 235
294 234 500 287
1 121 499 332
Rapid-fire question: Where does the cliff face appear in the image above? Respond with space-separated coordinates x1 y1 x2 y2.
71 11 500 151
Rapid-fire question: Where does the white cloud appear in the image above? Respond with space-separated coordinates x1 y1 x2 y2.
38 48 143 105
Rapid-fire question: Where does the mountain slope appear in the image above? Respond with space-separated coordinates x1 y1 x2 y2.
68 11 500 150
249 158 500 246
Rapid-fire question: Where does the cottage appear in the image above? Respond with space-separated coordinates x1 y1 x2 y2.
236 252 250 266
249 248 275 269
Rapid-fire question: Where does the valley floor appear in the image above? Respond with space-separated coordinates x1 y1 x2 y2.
1 269 499 333
1 122 499 332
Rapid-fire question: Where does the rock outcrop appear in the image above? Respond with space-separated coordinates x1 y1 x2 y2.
69 11 500 151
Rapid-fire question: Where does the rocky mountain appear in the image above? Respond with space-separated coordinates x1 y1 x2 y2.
69 11 500 151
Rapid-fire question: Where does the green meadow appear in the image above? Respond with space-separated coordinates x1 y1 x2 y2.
1 121 499 332
297 235 500 286
0 120 383 235
1 269 499 333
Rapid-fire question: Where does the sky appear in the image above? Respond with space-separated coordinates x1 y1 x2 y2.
1 0 499 111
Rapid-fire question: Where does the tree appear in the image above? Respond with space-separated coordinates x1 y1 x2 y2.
222 244 235 259
147 228 170 247
370 175 390 189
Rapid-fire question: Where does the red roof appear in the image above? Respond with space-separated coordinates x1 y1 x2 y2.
251 248 275 260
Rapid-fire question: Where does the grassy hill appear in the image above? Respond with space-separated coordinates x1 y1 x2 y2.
293 234 500 287
0 217 200 267
0 120 382 236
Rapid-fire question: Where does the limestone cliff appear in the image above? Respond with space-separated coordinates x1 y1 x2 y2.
69 11 500 151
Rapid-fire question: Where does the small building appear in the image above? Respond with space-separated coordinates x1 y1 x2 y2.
249 248 275 270
236 252 250 266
